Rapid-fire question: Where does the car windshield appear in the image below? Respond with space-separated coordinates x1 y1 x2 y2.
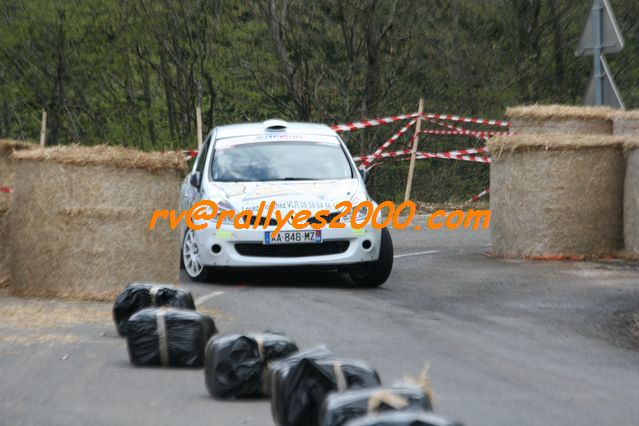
211 141 353 182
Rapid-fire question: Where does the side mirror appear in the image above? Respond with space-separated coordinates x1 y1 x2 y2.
189 171 201 188
358 168 369 183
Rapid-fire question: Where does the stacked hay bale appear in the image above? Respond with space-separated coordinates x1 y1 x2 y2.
612 111 639 137
9 145 186 300
0 140 34 286
0 190 10 287
613 111 639 257
0 139 35 184
507 104 614 135
488 134 626 257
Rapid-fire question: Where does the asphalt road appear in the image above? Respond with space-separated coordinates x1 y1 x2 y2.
2 226 639 425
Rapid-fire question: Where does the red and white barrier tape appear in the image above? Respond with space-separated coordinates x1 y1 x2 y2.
412 152 490 163
331 113 420 133
355 147 487 163
427 118 474 135
422 113 509 128
363 118 475 169
366 152 489 170
0 186 13 194
356 149 411 163
468 187 490 203
420 129 511 138
332 112 509 133
360 119 417 168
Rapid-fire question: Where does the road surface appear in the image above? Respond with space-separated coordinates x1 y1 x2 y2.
2 226 639 425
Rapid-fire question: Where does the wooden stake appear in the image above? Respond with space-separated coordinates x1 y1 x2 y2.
404 98 424 202
196 105 203 149
39 110 47 147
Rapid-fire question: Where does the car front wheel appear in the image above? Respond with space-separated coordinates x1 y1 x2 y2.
182 229 210 282
348 228 393 288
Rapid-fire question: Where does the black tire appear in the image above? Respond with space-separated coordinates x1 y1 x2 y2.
190 267 211 282
348 227 393 288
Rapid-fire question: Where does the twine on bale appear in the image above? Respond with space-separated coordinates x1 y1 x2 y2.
255 335 271 396
333 361 348 392
367 390 410 413
403 362 435 407
156 308 170 367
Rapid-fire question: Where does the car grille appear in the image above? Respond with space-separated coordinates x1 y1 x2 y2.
234 241 350 257
306 211 341 225
248 216 279 227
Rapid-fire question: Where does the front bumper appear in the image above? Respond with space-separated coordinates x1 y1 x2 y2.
193 223 381 267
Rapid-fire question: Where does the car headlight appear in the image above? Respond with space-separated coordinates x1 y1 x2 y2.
218 211 235 225
341 205 369 223
213 199 236 225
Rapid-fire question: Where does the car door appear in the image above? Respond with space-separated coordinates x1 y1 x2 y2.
194 135 213 202
180 135 212 234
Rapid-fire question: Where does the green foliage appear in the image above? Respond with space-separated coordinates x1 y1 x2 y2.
0 0 637 201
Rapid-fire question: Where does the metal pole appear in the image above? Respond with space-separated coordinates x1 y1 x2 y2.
404 98 424 202
593 0 603 105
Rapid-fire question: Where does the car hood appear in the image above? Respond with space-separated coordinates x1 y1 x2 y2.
207 179 365 213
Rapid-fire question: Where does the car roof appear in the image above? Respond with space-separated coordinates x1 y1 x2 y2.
213 120 338 140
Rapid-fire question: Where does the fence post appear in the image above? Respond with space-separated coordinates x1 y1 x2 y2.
404 98 424 201
196 105 203 150
39 110 47 147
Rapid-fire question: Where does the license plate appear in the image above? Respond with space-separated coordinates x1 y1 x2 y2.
264 230 322 244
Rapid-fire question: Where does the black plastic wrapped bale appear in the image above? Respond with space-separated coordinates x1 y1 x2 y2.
344 411 463 426
205 332 298 399
113 283 196 336
319 384 433 426
270 347 381 426
126 307 217 367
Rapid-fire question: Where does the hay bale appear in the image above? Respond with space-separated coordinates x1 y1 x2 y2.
507 104 614 135
624 141 639 256
0 140 33 286
0 139 35 186
9 145 186 301
488 133 625 257
613 111 639 137
0 193 11 287
614 113 639 256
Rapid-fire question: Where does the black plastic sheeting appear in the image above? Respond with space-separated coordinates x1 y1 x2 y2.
319 384 433 426
113 283 195 336
126 307 217 368
205 332 298 399
270 347 381 426
343 411 463 426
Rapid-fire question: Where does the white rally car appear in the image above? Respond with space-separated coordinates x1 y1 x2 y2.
180 119 393 287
